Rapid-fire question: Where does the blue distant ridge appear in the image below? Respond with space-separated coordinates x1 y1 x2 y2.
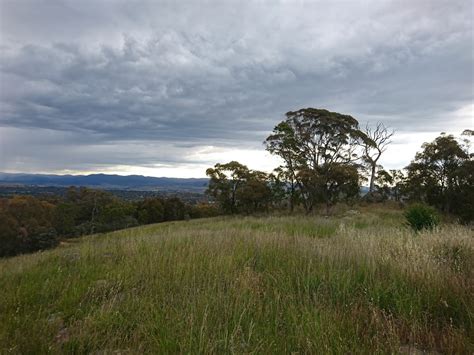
0 172 209 192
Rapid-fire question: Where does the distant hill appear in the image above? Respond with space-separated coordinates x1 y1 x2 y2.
360 186 369 195
0 172 209 193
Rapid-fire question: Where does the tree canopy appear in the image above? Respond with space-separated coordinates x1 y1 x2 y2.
265 108 372 213
405 133 472 222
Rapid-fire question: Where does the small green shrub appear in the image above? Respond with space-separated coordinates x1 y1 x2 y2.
404 204 440 232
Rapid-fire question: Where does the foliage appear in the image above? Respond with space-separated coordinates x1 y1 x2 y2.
265 108 371 212
163 197 186 221
136 198 165 224
206 161 275 214
363 168 403 202
387 169 405 201
1 188 208 257
449 160 474 223
54 187 138 236
404 204 440 231
0 196 58 257
266 169 289 208
236 171 273 214
404 133 472 222
188 203 220 219
206 161 249 214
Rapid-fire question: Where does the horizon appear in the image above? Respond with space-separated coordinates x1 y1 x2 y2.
0 171 209 180
1 0 472 178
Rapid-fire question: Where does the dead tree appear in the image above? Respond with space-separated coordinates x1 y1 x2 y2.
363 122 394 193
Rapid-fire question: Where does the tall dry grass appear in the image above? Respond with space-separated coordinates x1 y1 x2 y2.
0 208 473 353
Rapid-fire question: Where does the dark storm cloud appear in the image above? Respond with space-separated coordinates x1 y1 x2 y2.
0 0 472 174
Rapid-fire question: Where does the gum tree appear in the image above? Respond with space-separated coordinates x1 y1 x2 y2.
265 108 372 213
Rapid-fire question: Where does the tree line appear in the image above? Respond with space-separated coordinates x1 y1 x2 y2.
207 108 473 221
1 108 472 257
0 187 218 257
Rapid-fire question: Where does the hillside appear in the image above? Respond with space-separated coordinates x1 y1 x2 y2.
1 208 473 353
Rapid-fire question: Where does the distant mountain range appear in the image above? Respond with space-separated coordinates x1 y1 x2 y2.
0 172 371 196
0 172 209 193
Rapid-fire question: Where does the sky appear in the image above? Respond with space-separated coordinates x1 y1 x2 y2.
0 0 472 178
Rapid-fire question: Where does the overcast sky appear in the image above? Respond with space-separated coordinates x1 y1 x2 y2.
0 0 472 177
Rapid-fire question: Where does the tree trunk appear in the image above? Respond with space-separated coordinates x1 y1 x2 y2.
369 164 376 192
289 183 295 213
90 194 98 234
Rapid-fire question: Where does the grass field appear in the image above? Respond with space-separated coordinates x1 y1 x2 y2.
1 207 473 353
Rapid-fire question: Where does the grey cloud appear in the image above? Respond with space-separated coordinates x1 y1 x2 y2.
0 127 211 173
0 0 472 174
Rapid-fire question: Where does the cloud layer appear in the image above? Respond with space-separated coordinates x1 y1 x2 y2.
0 0 472 176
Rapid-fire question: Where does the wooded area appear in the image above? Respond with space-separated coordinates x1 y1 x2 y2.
1 108 472 257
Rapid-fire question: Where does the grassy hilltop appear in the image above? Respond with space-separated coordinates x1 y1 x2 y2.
1 206 473 353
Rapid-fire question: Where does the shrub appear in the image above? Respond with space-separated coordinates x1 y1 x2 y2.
404 203 440 232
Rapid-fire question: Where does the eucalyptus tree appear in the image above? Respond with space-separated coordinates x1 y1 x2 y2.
265 123 301 211
405 133 471 218
265 108 372 213
206 162 273 214
206 161 250 214
271 166 299 211
236 170 273 214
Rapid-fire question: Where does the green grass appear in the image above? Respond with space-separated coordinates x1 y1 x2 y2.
1 207 473 353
